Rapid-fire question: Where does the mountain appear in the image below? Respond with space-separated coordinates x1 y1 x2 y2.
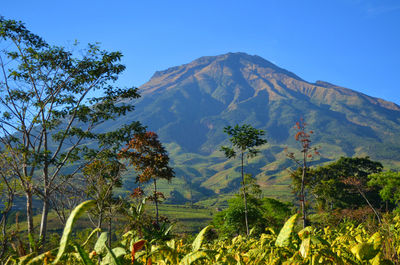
112 52 400 201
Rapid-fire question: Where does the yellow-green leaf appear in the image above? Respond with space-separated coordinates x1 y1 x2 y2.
53 200 96 264
192 225 212 251
299 237 311 258
275 214 298 247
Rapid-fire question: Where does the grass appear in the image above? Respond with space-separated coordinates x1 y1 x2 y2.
6 202 216 242
153 204 214 233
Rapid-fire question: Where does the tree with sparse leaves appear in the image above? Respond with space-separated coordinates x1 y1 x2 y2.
83 152 125 245
0 17 144 248
287 118 319 228
220 124 267 236
119 131 174 226
0 150 18 260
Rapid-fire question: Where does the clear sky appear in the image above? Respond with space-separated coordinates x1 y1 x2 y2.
2 0 400 104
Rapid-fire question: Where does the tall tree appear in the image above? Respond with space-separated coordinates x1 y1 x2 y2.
0 18 144 247
119 131 174 225
220 124 267 236
287 118 318 228
83 153 124 246
0 150 18 261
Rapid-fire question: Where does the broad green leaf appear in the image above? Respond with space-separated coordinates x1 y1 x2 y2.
232 235 243 245
94 232 109 256
16 252 36 265
370 253 395 265
299 237 310 258
53 200 96 264
179 250 212 265
149 245 177 264
100 245 125 265
26 249 58 265
298 226 312 240
166 239 176 249
192 225 212 251
351 242 378 261
275 214 298 247
368 232 382 251
310 235 330 246
73 244 95 265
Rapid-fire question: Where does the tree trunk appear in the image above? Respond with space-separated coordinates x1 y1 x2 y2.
39 191 49 247
0 181 14 261
241 152 249 236
300 153 307 228
26 190 34 252
97 209 103 237
153 178 159 226
39 150 49 247
108 207 112 247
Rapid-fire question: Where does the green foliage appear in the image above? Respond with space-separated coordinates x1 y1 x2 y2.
5 201 400 265
260 197 293 229
212 195 292 237
292 156 384 211
221 124 267 158
212 195 262 237
369 171 400 207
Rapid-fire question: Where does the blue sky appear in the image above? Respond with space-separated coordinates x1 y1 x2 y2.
2 0 400 104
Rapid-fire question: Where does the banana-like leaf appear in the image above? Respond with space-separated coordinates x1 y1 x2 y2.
310 235 330 246
298 226 312 240
179 250 212 265
82 228 101 247
101 245 125 265
4 255 17 265
15 252 36 265
166 239 175 249
299 237 310 258
149 245 178 264
94 232 109 256
370 253 395 265
53 200 96 264
351 242 378 261
368 232 382 251
26 249 58 265
131 240 146 264
192 225 212 251
73 244 95 265
275 214 298 247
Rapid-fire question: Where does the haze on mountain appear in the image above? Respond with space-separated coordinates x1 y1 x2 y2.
109 52 400 200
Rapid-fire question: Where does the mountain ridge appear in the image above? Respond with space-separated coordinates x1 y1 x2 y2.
140 52 399 111
113 52 400 200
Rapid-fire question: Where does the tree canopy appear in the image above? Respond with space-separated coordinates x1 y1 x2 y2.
0 17 144 245
291 157 383 211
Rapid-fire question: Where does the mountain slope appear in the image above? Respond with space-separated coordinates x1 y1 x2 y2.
115 52 400 200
